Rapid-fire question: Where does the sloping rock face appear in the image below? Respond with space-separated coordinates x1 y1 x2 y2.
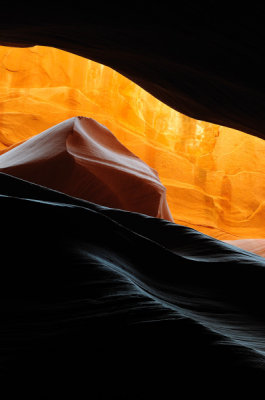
1 173 265 393
0 116 173 220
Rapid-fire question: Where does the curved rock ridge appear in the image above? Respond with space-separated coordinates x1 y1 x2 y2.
0 116 173 220
1 173 265 392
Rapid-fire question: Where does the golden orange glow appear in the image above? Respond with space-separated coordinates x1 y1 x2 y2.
0 45 265 240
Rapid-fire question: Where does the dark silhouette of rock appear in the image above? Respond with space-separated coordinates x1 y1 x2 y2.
1 5 265 140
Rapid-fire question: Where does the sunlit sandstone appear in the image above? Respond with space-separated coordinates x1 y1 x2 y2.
1 45 265 240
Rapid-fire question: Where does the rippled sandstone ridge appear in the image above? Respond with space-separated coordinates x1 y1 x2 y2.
0 116 173 221
1 46 265 240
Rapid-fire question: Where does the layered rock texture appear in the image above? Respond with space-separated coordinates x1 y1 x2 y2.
1 46 265 239
1 6 265 390
0 116 173 220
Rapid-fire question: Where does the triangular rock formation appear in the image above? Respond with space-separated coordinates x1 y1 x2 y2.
0 116 173 221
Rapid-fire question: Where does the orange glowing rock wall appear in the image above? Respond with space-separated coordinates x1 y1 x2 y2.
0 45 265 240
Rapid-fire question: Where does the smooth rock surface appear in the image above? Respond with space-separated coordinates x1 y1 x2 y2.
0 116 173 220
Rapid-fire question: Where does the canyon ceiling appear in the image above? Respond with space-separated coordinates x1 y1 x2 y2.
1 5 265 139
